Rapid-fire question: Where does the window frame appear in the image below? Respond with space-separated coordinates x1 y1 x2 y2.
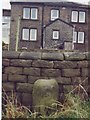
23 7 30 19
78 32 85 43
31 8 38 20
22 28 30 40
71 10 86 23
52 30 60 40
71 10 78 23
51 9 59 21
73 31 77 43
30 28 37 41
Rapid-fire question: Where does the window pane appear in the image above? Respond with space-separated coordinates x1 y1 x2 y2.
79 12 85 23
31 8 37 19
30 29 37 41
71 11 78 22
73 31 77 43
23 8 30 19
78 32 84 43
51 10 59 21
53 31 59 39
22 29 29 40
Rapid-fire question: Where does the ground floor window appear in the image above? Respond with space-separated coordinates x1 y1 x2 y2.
53 30 59 40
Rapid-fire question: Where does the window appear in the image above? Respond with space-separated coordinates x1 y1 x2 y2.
30 29 37 41
79 12 85 23
51 10 59 21
31 8 38 20
22 28 29 40
23 8 30 19
53 31 59 39
71 11 78 22
78 32 84 43
71 11 86 23
73 31 77 43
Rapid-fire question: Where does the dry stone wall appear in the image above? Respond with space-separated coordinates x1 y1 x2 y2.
2 51 89 108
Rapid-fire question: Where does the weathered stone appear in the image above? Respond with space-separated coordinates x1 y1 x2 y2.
55 77 71 84
62 69 80 77
2 74 8 82
5 67 23 74
33 79 59 113
42 52 64 61
77 61 88 68
81 68 88 77
10 59 32 67
3 83 15 92
32 60 53 68
2 51 20 59
22 93 32 106
85 52 90 60
64 52 86 60
16 83 33 93
19 52 41 59
23 68 40 76
2 59 9 66
8 74 27 82
54 61 77 69
41 69 61 77
63 85 74 93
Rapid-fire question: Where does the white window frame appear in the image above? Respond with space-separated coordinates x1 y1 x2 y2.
51 10 59 21
71 11 78 22
23 8 30 19
22 28 29 40
53 30 59 40
31 8 38 20
73 31 77 43
78 32 85 43
79 11 85 23
30 29 37 41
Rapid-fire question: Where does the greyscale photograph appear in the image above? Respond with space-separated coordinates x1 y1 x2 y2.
2 0 90 119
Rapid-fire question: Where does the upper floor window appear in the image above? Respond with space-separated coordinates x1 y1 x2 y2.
23 8 30 19
23 8 38 20
71 11 85 23
53 30 59 39
51 10 59 21
31 8 38 20
30 29 37 41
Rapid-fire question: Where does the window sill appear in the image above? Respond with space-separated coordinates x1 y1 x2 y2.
21 18 39 21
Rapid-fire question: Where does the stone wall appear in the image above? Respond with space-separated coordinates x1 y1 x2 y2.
2 51 89 108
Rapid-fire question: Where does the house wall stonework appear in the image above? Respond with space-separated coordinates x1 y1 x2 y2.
2 51 89 108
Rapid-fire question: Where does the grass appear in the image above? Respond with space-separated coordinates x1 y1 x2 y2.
2 80 90 119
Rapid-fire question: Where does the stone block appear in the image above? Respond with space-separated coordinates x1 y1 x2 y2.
2 59 9 66
62 69 80 77
54 61 77 69
77 61 88 68
23 68 40 76
2 74 8 82
42 52 64 61
16 83 33 93
64 52 86 60
55 77 71 84
10 59 32 67
81 68 88 77
8 74 27 82
2 82 15 92
2 51 20 59
41 69 61 77
5 67 23 75
32 60 54 68
19 52 41 59
22 93 32 106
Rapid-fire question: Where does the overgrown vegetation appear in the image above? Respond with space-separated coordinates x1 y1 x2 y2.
2 83 90 119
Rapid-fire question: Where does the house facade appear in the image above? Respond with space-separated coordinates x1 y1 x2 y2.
9 0 89 51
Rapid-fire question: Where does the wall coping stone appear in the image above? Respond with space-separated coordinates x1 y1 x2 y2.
2 51 89 60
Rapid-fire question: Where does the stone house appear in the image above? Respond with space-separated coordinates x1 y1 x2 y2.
9 0 89 51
